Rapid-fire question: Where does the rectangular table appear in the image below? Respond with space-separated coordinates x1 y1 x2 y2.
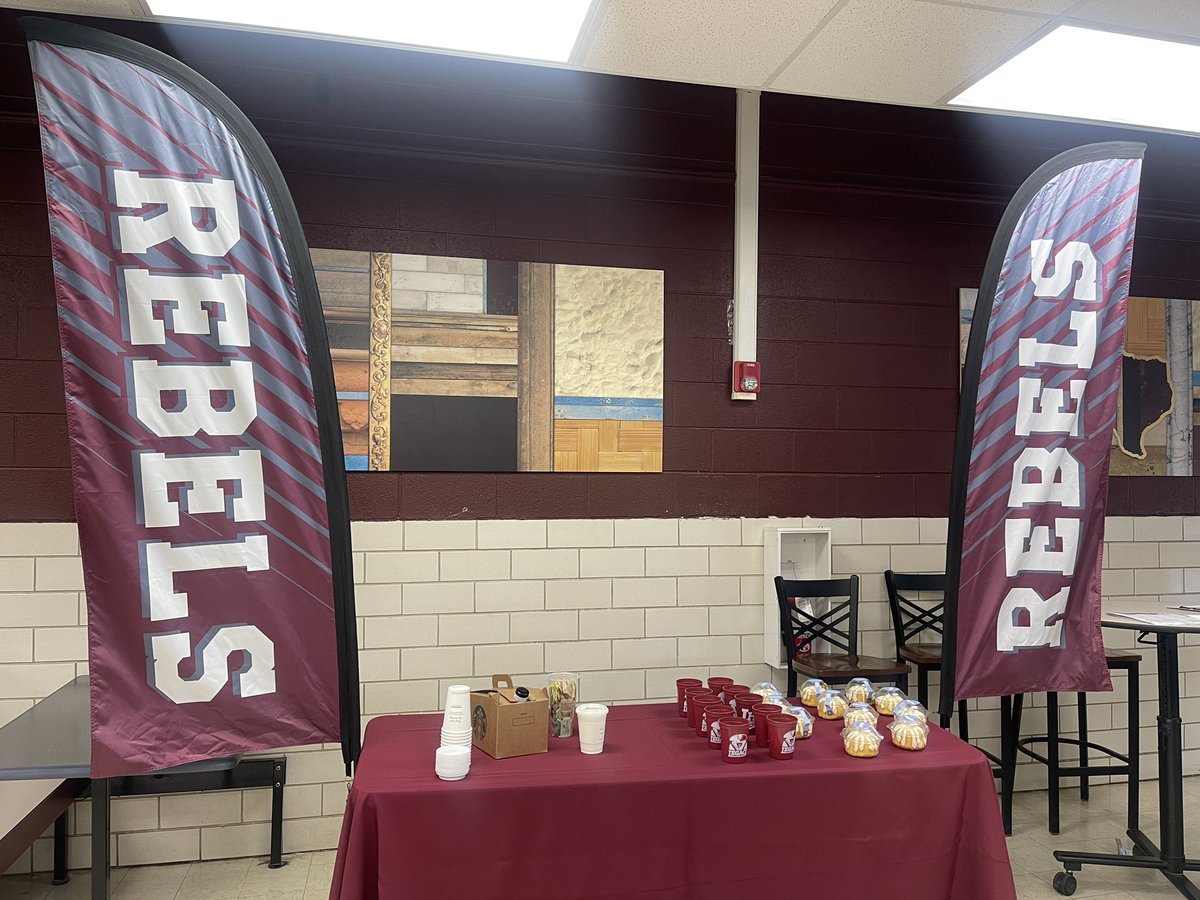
331 703 1015 899
0 677 285 900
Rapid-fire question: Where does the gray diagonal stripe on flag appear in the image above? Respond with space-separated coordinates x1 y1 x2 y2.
69 395 142 445
62 350 121 395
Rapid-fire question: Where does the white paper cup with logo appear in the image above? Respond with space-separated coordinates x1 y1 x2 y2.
442 684 472 732
576 703 609 754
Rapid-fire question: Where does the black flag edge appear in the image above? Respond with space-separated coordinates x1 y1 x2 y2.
939 140 1147 724
21 17 362 773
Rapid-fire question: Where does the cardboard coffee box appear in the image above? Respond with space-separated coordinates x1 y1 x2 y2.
470 675 549 759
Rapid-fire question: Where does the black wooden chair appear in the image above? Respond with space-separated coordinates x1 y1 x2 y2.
883 570 973 737
884 569 1030 831
774 575 910 698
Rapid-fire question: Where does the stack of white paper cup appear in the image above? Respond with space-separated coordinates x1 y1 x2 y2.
440 684 473 748
435 746 471 781
576 703 609 755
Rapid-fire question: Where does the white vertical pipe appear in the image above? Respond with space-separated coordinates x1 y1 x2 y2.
1166 297 1193 476
731 89 760 401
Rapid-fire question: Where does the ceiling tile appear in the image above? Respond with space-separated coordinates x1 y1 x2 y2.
1070 0 1200 40
582 0 840 88
770 0 1050 104
939 0 1075 13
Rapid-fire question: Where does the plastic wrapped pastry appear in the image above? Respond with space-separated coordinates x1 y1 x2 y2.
892 699 928 724
841 721 883 758
889 714 929 751
843 701 879 728
816 689 848 720
872 685 907 716
799 678 828 707
751 682 781 700
844 677 875 705
784 705 814 739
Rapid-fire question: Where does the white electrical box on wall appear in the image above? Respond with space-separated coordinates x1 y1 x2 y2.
762 527 832 670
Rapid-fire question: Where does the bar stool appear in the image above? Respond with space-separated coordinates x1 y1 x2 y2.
1013 652 1141 835
883 571 974 737
884 570 1022 836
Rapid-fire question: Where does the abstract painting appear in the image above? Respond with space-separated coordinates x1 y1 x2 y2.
312 251 664 473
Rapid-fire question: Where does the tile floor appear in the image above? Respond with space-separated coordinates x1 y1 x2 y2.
2 780 1199 899
0 850 334 899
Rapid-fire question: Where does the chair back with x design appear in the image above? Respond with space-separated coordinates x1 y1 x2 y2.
883 571 946 660
774 575 859 661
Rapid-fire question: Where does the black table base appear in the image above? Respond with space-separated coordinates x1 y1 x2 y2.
1052 631 1197 898
86 757 289 899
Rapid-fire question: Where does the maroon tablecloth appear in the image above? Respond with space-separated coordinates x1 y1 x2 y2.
330 704 1015 900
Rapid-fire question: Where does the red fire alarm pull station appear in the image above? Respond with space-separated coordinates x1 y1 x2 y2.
733 361 761 394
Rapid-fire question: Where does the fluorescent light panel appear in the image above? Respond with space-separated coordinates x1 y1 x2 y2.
146 0 594 63
951 25 1200 134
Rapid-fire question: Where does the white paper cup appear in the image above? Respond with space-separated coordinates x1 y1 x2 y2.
435 746 470 780
576 703 609 754
442 684 472 731
440 731 472 749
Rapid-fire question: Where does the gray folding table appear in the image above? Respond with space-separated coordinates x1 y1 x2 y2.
0 676 286 900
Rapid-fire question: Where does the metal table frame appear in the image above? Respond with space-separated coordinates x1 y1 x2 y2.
1051 605 1200 898
0 677 287 899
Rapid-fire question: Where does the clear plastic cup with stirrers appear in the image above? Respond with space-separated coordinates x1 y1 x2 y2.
547 672 579 738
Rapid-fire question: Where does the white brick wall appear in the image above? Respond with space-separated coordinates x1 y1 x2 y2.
0 514 1193 874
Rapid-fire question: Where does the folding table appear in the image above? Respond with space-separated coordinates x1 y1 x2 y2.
0 676 285 900
332 702 1016 899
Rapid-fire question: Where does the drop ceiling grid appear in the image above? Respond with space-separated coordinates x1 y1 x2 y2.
3 0 1200 112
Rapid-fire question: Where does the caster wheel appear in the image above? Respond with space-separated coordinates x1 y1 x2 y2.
1052 872 1077 896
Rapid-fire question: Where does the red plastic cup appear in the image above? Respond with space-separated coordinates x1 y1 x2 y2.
733 692 761 722
685 689 714 728
722 684 749 708
721 716 750 764
767 714 798 760
705 705 734 746
752 704 781 747
707 677 734 701
676 678 703 717
694 697 721 737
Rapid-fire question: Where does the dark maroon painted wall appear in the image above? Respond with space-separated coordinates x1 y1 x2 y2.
3 12 1200 521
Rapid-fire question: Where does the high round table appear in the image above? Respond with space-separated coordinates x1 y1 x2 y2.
1051 601 1200 897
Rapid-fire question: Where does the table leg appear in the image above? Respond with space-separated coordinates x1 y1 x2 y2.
1048 692 1060 834
1128 659 1140 833
92 778 110 900
1000 694 1021 836
1157 633 1186 875
269 760 285 868
52 811 69 885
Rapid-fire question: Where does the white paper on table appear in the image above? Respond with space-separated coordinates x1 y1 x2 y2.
1108 611 1200 627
